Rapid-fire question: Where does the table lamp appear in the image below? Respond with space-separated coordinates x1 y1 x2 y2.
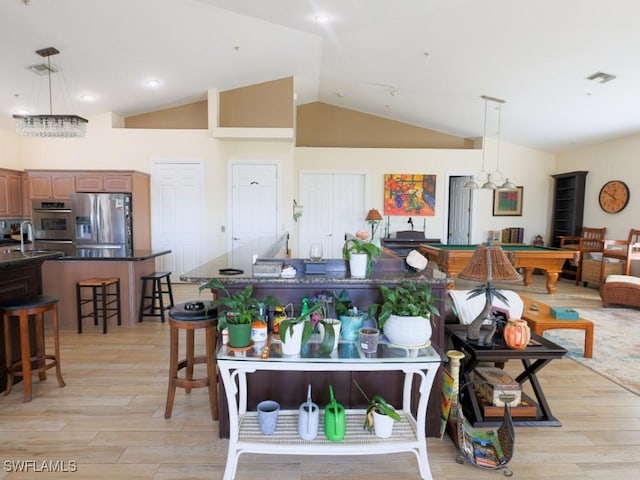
365 208 383 240
457 244 521 345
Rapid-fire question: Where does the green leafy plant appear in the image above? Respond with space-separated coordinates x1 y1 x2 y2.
279 303 324 347
353 379 401 432
343 237 382 276
198 278 278 330
374 281 440 329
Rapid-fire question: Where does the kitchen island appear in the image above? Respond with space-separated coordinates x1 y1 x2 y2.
38 246 171 330
181 253 450 438
0 250 64 392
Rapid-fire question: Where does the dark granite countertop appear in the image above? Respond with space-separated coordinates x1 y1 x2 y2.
0 250 64 269
0 245 170 268
180 256 449 285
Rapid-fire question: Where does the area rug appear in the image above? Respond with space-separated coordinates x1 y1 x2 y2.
543 307 640 396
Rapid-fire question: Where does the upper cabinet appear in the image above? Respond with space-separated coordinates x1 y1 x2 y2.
28 172 76 200
0 169 24 218
75 173 132 192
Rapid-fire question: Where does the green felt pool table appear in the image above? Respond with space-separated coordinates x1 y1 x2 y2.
418 243 576 294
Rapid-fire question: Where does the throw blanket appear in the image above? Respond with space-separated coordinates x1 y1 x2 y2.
448 290 524 325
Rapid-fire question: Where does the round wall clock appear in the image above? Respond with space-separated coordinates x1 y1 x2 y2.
598 180 630 213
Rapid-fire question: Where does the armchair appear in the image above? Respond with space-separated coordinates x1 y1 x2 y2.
559 227 607 285
599 229 640 282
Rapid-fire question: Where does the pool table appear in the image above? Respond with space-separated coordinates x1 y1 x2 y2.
418 243 576 294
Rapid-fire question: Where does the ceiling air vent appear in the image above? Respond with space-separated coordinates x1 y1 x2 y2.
586 71 616 84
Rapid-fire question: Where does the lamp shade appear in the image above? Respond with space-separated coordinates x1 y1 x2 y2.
458 245 521 283
365 209 383 222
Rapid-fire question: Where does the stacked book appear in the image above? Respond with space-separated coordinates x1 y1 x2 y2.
501 227 525 244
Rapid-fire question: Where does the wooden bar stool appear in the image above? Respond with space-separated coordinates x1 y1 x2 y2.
1 295 65 402
76 278 122 334
138 272 175 323
164 301 218 421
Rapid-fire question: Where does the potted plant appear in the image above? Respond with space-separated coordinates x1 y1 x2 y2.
198 278 277 348
343 237 382 278
374 282 440 347
332 289 365 341
354 380 401 438
279 301 336 355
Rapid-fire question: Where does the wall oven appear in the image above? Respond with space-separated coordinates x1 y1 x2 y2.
31 200 75 241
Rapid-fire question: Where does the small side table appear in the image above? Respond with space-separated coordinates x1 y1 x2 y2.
446 324 567 427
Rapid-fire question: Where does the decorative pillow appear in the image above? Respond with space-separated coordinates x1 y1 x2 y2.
605 275 640 285
448 290 524 325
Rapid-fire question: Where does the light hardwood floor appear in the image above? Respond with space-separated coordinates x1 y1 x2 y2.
1 277 639 479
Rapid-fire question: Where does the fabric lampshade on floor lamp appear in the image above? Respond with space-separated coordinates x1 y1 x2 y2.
457 244 521 345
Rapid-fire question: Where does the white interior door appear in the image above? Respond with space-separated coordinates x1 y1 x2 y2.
151 160 205 281
231 163 278 264
448 176 472 244
299 172 365 258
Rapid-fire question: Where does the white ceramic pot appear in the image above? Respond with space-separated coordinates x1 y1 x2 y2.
280 320 305 356
318 319 341 352
372 408 395 439
383 314 432 347
349 253 368 278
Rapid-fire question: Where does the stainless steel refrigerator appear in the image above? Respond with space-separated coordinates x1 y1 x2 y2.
71 193 133 255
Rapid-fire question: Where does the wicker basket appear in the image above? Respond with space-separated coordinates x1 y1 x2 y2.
581 259 623 285
454 382 515 477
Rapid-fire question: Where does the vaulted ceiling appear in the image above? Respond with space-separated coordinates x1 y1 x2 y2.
1 0 639 153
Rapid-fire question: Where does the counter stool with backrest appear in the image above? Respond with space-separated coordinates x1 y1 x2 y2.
164 301 218 421
138 272 174 323
1 295 65 402
76 277 122 334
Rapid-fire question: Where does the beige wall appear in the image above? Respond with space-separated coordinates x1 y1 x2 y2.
556 134 640 240
4 86 639 265
294 141 555 252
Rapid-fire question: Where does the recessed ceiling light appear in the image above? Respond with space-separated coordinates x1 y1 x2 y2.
314 14 331 23
80 94 95 101
145 79 161 88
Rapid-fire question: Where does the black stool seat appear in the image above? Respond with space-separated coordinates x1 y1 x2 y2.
168 301 216 321
164 301 218 421
138 272 174 323
1 295 58 310
1 294 65 402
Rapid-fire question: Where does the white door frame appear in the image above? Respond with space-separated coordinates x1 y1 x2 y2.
227 161 281 256
444 170 478 244
151 158 205 279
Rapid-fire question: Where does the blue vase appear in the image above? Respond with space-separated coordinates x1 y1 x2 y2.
339 314 364 341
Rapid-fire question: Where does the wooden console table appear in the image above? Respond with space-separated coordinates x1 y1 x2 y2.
446 324 566 427
217 337 443 480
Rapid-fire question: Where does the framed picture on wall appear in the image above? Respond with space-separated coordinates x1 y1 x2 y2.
493 186 523 216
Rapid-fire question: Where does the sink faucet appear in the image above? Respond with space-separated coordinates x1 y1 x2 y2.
20 220 33 253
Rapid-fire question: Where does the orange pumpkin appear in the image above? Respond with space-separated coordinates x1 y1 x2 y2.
503 319 531 350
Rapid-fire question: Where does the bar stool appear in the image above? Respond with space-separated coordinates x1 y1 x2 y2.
76 278 122 334
1 295 65 402
138 272 175 323
164 301 218 421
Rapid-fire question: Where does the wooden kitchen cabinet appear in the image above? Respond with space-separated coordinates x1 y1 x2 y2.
75 173 132 192
0 168 23 217
28 172 76 200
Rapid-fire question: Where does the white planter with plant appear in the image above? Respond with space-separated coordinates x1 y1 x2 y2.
343 237 382 278
354 380 401 439
279 302 335 356
375 282 440 348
